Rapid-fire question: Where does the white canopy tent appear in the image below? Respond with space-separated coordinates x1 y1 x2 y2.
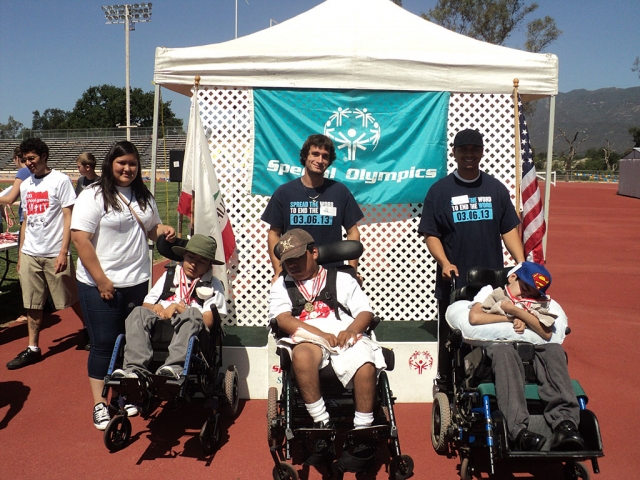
150 0 558 250
153 0 557 100
151 0 560 322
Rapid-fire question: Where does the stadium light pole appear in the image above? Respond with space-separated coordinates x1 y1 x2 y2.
102 3 153 141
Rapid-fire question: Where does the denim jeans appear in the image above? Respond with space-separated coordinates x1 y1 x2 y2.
77 281 149 379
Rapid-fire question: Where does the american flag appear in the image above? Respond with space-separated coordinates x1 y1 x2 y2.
518 95 546 263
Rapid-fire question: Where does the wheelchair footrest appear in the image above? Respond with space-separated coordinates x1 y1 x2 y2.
150 374 186 400
345 425 389 442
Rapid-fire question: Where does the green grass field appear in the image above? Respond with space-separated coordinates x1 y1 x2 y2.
0 180 186 324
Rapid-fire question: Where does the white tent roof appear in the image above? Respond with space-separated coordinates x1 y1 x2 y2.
154 0 558 99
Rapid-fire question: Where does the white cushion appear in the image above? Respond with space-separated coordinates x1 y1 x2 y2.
445 299 568 345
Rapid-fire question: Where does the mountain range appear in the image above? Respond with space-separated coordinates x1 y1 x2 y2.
525 86 640 156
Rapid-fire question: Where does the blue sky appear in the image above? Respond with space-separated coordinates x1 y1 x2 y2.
1 0 638 129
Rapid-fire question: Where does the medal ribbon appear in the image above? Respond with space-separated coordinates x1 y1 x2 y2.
177 267 200 306
294 266 326 304
505 285 543 312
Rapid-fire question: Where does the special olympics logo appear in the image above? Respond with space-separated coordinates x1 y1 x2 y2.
408 351 434 375
324 107 381 161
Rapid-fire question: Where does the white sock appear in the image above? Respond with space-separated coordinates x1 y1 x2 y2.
354 411 374 429
28 346 40 352
305 398 330 424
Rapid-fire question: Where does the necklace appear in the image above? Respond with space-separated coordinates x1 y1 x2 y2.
301 178 322 201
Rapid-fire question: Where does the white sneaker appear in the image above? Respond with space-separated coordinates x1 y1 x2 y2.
111 368 139 379
110 396 139 417
93 402 110 430
124 404 139 417
156 365 181 379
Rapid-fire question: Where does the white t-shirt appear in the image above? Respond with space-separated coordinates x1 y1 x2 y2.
71 184 161 288
269 268 372 336
20 169 76 257
144 264 227 315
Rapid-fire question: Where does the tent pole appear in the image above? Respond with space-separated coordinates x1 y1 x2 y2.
147 82 161 290
150 83 161 196
543 95 556 258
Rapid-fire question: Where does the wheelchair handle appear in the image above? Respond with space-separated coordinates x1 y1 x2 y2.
450 270 457 291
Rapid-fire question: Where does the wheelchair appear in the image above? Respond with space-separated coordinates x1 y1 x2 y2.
101 235 240 453
267 240 414 480
430 267 604 479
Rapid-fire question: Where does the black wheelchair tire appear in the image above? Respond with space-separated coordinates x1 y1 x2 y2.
272 462 298 480
564 461 590 480
393 454 415 480
431 392 451 454
103 414 131 452
267 386 279 446
225 365 240 417
460 456 472 480
199 415 220 455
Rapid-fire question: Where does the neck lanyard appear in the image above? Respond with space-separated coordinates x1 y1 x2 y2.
294 266 326 313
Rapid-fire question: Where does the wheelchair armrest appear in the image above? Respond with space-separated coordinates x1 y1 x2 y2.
269 317 287 340
365 316 381 335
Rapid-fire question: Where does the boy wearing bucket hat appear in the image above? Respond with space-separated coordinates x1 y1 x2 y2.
112 234 226 379
469 261 585 452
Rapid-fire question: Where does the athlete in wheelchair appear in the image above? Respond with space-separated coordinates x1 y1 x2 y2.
431 262 604 479
102 234 239 453
267 229 413 480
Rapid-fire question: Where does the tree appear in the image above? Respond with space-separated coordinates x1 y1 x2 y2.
633 56 640 79
29 85 183 131
65 85 183 129
556 128 588 173
32 108 71 130
630 126 640 147
524 16 561 53
423 0 561 53
0 116 24 139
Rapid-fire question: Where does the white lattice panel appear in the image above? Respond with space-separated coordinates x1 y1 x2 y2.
197 88 516 326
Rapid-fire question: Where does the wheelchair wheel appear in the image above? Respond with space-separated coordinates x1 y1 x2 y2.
267 386 279 445
564 461 590 480
431 392 451 454
225 365 240 417
272 462 298 480
392 454 414 480
199 415 220 455
460 456 473 480
103 414 131 452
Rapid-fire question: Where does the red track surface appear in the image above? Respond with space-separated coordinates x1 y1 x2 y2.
0 183 638 479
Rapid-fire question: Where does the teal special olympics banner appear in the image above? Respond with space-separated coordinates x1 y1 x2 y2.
252 89 450 205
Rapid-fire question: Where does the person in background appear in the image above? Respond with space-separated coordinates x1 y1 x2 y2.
75 152 100 196
71 140 176 430
6 138 84 370
418 128 525 393
0 146 31 323
261 134 364 283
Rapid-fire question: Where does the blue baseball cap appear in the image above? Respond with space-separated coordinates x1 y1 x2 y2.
508 261 552 298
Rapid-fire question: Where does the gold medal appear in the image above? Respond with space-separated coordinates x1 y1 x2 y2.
304 302 315 313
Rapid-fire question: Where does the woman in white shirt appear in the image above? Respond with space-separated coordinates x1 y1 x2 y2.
71 141 176 430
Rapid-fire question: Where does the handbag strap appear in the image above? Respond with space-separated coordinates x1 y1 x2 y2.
117 191 148 239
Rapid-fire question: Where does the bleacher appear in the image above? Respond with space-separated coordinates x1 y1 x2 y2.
0 135 186 174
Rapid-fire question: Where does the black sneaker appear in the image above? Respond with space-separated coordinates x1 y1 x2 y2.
6 348 42 370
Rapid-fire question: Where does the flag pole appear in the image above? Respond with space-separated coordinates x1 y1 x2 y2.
513 78 522 215
190 76 201 238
